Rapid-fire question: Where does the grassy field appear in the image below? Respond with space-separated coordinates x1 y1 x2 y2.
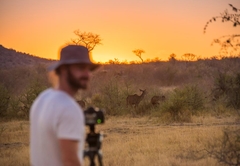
0 116 239 166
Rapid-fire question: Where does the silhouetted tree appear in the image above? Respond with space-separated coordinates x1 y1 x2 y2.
152 57 161 62
168 53 177 62
108 58 120 64
181 53 196 61
133 49 145 62
204 4 240 56
71 30 102 52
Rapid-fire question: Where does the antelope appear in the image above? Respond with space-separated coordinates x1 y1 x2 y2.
77 100 86 109
151 95 166 105
126 89 146 107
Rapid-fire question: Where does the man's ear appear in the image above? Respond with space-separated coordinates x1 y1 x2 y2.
58 65 68 76
48 71 59 88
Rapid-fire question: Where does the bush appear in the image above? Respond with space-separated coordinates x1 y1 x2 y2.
0 83 10 117
18 80 47 119
8 96 22 118
212 72 232 100
91 93 105 110
212 72 240 112
205 129 240 166
92 77 129 115
161 85 204 122
184 128 240 166
161 91 190 122
226 73 240 110
184 85 205 112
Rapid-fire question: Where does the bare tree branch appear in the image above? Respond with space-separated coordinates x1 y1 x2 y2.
70 30 102 52
204 4 240 57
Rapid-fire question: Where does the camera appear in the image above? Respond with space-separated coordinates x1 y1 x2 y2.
84 107 105 126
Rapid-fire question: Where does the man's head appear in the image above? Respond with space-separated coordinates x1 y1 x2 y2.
48 45 100 91
56 64 91 90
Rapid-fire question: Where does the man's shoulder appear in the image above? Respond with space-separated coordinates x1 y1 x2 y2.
47 90 82 112
49 90 78 107
37 88 53 98
34 88 82 112
37 89 71 102
33 88 68 107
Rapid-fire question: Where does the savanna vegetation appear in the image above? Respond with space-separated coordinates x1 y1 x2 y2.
0 4 240 166
1 55 240 165
1 56 240 120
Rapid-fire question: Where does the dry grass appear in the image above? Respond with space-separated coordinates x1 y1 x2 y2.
0 121 29 166
0 116 239 166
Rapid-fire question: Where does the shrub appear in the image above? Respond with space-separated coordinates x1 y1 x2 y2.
18 80 47 119
205 129 240 166
0 83 10 117
226 73 240 110
92 77 129 115
212 72 232 100
91 93 104 109
184 85 205 112
212 72 240 113
161 85 204 122
161 90 190 122
8 96 22 118
183 129 240 166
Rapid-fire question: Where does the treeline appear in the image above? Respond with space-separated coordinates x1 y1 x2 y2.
0 57 240 121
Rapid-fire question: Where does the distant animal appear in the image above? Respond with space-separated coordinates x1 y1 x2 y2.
151 95 166 105
77 100 86 109
127 89 146 108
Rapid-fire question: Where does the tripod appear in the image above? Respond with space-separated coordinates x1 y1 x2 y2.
84 125 103 166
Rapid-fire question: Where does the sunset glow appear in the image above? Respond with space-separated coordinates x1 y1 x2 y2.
1 0 239 62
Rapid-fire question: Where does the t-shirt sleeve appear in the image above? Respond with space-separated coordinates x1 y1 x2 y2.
56 106 84 140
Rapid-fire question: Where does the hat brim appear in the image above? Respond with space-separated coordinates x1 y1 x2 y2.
48 60 100 72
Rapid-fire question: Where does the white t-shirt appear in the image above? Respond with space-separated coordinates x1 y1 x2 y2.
30 88 85 166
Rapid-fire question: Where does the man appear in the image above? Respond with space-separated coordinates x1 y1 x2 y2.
30 45 99 166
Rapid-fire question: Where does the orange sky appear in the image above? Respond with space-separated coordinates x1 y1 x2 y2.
0 0 239 62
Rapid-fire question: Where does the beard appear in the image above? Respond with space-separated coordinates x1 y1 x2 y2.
66 68 89 90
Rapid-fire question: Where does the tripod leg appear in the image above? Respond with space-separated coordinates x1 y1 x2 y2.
97 151 103 166
89 153 96 166
85 151 96 166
